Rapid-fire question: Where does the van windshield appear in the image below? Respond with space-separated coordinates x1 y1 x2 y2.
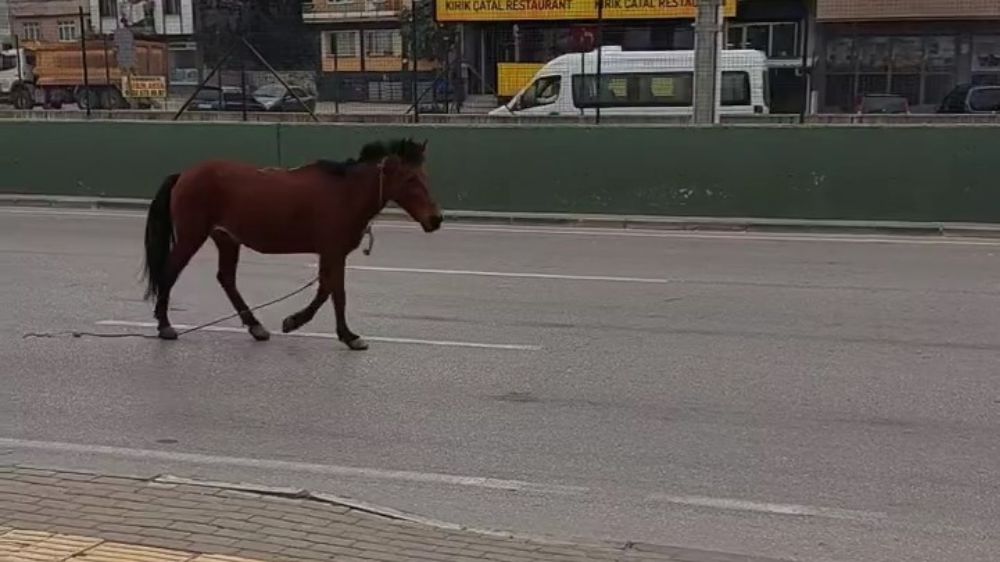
515 75 561 111
0 53 17 71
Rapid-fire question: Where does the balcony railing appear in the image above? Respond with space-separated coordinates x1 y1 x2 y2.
303 0 404 21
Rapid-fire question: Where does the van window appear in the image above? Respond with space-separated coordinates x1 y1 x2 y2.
516 75 561 110
573 72 693 107
721 72 751 106
572 71 752 108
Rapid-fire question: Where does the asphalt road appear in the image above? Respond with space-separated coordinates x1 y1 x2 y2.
2 207 998 562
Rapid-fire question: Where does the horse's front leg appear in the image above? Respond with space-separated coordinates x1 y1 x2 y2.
329 253 368 350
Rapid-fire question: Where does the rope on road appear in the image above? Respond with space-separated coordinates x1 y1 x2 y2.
22 277 319 341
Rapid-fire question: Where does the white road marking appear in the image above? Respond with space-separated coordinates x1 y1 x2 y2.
647 494 886 522
348 265 673 285
0 437 586 496
4 207 1000 247
95 320 541 351
0 208 142 219
375 222 1000 247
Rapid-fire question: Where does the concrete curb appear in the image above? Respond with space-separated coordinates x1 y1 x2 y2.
4 193 1000 238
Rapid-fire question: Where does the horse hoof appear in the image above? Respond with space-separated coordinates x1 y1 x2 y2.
249 325 271 341
281 316 299 334
345 337 369 351
158 326 178 340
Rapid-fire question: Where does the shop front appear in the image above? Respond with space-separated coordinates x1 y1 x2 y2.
815 0 1000 112
437 0 738 99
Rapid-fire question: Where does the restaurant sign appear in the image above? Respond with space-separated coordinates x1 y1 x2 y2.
436 0 736 22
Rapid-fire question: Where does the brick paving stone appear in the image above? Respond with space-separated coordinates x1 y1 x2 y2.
186 533 238 547
231 539 286 554
212 519 263 532
185 542 243 555
246 516 300 530
258 527 307 541
277 546 331 560
308 542 367 557
138 527 192 541
169 522 220 534
213 529 261 541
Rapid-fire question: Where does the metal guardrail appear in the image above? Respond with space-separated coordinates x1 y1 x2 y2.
0 109 998 126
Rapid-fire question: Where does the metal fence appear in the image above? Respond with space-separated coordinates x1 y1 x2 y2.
3 0 999 123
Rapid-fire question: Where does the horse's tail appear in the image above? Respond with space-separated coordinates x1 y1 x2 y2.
143 173 180 301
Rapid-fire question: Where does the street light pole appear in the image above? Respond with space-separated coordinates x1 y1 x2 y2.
693 0 723 124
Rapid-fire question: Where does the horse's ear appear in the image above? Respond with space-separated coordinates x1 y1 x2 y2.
421 139 428 153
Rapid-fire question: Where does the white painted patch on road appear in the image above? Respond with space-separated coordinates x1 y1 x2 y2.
96 320 542 351
0 437 586 496
647 494 886 522
348 265 673 285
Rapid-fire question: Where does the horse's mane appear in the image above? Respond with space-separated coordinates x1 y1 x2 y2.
314 138 425 177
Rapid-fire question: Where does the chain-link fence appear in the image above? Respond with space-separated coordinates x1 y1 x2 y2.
3 0 999 122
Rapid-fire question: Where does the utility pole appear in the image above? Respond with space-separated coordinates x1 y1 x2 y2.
693 0 723 124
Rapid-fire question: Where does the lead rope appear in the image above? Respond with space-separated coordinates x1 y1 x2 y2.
362 159 386 257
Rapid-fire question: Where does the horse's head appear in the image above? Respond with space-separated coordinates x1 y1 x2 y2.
379 139 442 233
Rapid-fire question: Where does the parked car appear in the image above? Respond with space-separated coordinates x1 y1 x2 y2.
251 83 316 113
855 93 909 114
188 86 266 112
937 84 1000 114
187 84 315 113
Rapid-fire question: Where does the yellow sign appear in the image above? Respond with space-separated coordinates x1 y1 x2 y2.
497 62 545 96
436 0 735 22
122 75 167 99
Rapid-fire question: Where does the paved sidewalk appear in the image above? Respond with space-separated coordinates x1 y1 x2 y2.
0 466 781 562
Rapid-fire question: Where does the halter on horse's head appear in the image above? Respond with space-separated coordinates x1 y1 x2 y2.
358 138 442 233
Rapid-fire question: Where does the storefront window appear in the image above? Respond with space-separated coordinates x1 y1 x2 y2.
746 25 769 53
728 22 800 59
826 37 855 72
972 35 1000 84
771 23 798 58
824 34 959 111
926 36 956 72
857 37 890 72
892 37 922 72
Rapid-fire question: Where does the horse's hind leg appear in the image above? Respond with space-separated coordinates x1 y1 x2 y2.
154 224 209 340
211 230 270 341
281 256 331 334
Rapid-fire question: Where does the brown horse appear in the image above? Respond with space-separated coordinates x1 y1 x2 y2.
142 138 442 350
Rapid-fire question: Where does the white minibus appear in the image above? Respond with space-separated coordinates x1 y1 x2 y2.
489 47 769 117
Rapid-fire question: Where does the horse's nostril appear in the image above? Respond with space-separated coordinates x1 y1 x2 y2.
429 214 443 230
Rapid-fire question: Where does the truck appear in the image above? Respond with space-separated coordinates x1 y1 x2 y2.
0 39 168 110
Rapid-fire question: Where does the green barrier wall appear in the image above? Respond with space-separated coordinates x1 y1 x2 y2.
2 121 997 222
0 121 279 199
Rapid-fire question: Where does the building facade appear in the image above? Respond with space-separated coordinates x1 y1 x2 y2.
814 0 1000 112
88 0 197 88
304 0 438 103
9 0 90 44
1 0 12 46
